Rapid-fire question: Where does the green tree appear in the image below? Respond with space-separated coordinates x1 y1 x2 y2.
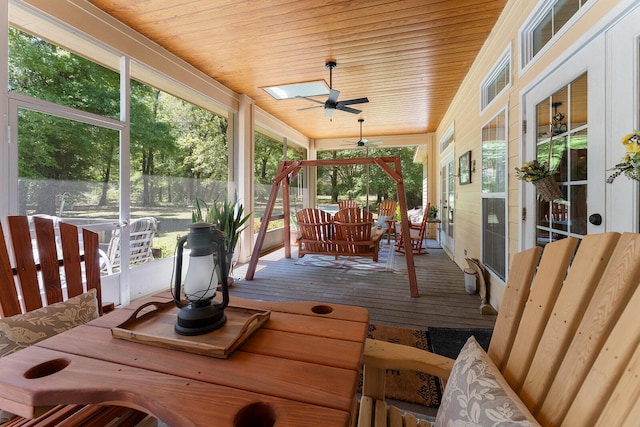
10 28 121 211
317 147 422 209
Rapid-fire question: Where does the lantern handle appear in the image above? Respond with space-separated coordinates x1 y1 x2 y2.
173 235 189 308
212 231 229 310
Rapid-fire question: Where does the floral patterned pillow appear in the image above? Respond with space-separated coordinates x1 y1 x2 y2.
0 288 99 357
434 336 540 427
0 289 99 422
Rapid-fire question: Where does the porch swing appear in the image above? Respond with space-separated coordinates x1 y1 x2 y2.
245 155 420 297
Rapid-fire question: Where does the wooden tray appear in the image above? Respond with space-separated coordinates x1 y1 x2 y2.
111 301 270 358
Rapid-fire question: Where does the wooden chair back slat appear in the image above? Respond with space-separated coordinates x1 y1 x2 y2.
0 221 21 317
334 207 373 224
520 232 619 411
59 220 84 299
566 266 640 426
536 232 640 426
1 216 104 317
338 200 358 210
377 200 396 218
334 208 374 256
33 216 64 305
621 397 640 427
7 216 43 312
296 208 335 254
595 341 640 426
503 237 579 390
83 227 103 315
487 245 541 369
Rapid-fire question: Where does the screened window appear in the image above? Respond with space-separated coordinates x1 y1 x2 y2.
481 49 511 110
481 109 507 280
440 126 454 152
522 0 591 68
9 25 230 263
9 28 120 119
253 131 307 232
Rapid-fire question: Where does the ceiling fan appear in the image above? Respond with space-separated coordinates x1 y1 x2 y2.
344 118 384 147
297 61 369 117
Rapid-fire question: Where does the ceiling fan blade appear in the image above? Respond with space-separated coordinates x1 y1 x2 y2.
297 105 324 111
365 141 384 146
336 105 362 114
296 96 326 105
327 89 340 104
339 97 369 106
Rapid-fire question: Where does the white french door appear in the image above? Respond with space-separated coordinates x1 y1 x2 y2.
439 151 455 252
522 35 606 246
605 3 640 232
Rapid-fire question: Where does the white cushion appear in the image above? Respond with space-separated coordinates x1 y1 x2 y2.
434 336 540 427
376 215 393 228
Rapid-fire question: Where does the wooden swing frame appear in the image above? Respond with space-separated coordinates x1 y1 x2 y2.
245 155 420 297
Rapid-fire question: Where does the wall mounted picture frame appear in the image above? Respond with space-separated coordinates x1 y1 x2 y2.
459 150 471 185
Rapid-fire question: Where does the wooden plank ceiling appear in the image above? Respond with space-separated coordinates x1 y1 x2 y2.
89 0 507 141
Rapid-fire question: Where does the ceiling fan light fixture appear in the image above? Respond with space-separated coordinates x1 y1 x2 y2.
296 61 369 115
261 80 329 100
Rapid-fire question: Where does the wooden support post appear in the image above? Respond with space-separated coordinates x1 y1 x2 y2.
245 162 285 280
283 173 291 259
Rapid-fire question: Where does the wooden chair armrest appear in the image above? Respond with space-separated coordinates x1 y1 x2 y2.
363 338 455 380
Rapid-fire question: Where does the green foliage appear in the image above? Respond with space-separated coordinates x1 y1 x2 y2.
192 197 251 253
515 160 553 182
429 205 439 219
10 27 229 210
316 147 423 209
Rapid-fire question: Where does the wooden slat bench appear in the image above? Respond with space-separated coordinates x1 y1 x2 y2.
359 232 640 426
296 207 382 261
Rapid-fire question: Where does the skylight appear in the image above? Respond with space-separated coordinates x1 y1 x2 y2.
262 80 329 100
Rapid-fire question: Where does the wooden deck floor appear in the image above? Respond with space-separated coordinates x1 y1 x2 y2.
230 240 496 331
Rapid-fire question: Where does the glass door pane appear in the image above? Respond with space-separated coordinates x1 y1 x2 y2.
535 73 588 245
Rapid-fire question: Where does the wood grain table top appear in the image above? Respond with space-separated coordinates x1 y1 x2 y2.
0 293 369 427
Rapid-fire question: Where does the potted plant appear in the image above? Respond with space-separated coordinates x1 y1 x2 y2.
192 196 251 281
428 205 439 220
515 159 562 202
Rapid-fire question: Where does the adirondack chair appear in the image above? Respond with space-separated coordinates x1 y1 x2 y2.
376 200 397 244
100 217 158 274
333 207 380 261
358 231 640 427
296 208 335 257
339 199 359 210
395 202 430 255
0 216 149 426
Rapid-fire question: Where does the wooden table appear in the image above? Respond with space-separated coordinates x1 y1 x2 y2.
0 292 369 427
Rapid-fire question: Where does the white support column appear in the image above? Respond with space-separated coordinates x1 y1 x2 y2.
237 94 254 263
118 55 132 306
0 0 9 220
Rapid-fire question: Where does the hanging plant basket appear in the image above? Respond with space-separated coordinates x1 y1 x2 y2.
532 175 563 202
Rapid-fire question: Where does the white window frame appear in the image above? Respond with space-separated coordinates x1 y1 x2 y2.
480 46 511 111
480 107 508 282
440 123 455 153
519 0 595 74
